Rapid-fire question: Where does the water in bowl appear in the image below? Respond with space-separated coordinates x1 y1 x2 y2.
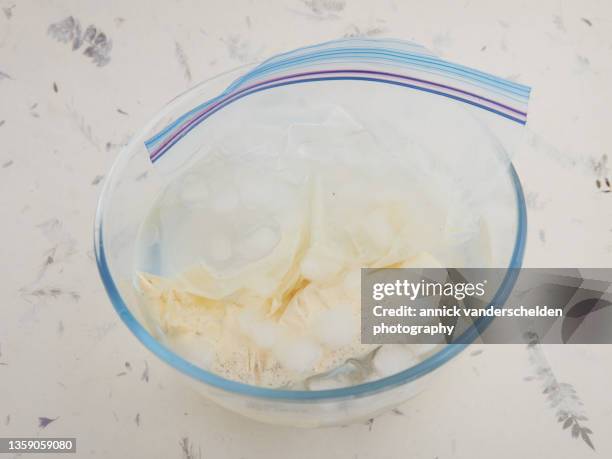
133 106 487 389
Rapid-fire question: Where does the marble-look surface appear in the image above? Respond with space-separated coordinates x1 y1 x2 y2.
1 1 611 457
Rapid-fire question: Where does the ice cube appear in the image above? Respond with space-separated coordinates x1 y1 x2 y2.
179 174 210 206
373 345 418 378
209 188 239 213
306 375 346 390
342 269 361 298
300 249 344 283
249 320 280 349
235 224 280 262
168 333 215 369
401 251 443 268
313 304 358 349
236 169 296 212
324 106 364 131
413 343 441 357
362 209 395 249
238 309 280 349
157 205 211 274
273 337 322 373
208 233 233 262
286 106 364 151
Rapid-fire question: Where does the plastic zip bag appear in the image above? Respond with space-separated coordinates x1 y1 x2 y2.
140 37 531 270
132 39 533 387
145 38 529 164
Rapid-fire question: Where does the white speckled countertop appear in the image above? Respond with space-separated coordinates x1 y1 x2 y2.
1 1 611 457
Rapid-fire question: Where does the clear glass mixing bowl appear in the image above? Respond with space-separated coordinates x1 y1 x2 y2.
94 39 527 427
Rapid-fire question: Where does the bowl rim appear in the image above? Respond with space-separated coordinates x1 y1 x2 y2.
94 56 527 403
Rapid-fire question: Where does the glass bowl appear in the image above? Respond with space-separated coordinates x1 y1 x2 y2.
95 38 527 427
